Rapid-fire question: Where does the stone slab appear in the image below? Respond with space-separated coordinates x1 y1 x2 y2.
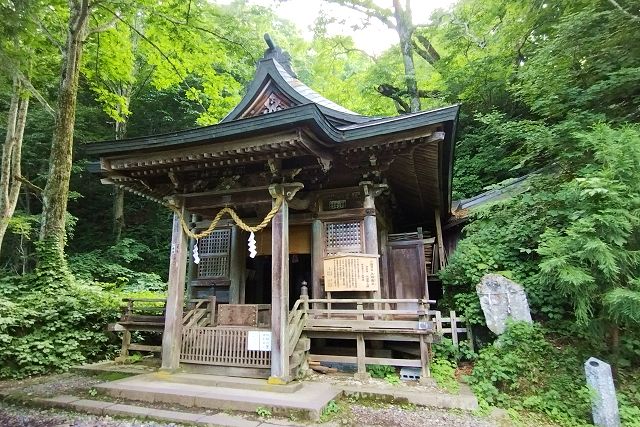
147 408 205 423
41 394 80 407
197 413 261 427
339 383 478 411
104 403 153 418
72 399 115 415
151 372 303 394
96 375 339 420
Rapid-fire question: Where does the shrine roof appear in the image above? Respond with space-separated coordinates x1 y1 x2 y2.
84 103 459 156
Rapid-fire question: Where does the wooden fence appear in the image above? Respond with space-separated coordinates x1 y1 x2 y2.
180 326 271 368
431 310 473 350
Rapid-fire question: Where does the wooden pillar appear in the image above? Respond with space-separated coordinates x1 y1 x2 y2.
269 183 303 384
311 219 324 300
161 204 188 371
229 225 243 304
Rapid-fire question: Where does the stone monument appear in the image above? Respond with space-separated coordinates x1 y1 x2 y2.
476 274 532 335
585 357 620 427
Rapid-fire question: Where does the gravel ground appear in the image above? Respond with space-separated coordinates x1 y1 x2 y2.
348 404 497 427
0 371 502 427
0 373 106 398
0 403 186 427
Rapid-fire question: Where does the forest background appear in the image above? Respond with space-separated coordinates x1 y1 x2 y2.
0 0 639 425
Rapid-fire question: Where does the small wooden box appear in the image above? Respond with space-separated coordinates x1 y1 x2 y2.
323 253 380 292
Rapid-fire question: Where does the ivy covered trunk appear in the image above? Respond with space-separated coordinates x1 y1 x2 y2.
38 0 90 272
0 77 29 254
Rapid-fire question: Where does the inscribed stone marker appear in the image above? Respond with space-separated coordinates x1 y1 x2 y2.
476 274 532 335
584 357 620 427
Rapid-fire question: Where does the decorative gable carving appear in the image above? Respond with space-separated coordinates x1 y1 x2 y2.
242 88 294 119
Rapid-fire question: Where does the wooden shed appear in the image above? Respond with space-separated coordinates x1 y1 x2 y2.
87 37 459 383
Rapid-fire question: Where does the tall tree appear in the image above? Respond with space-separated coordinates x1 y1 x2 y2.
0 77 29 253
39 0 92 269
322 0 440 112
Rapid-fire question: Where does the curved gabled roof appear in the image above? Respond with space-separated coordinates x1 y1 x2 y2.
221 58 375 125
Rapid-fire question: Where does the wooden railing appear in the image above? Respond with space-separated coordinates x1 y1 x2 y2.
291 292 439 379
287 289 309 357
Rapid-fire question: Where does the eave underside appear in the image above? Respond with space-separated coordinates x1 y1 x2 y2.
97 127 449 226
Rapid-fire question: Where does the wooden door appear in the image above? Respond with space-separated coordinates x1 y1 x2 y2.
387 239 428 303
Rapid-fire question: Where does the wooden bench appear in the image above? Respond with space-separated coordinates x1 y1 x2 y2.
108 297 216 361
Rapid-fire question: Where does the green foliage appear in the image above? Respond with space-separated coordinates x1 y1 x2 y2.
433 337 477 363
366 364 396 379
322 399 340 418
431 358 459 394
69 238 166 292
384 374 401 385
468 322 592 426
255 406 272 418
0 273 119 379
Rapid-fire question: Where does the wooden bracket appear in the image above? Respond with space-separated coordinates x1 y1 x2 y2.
268 182 304 201
359 181 388 199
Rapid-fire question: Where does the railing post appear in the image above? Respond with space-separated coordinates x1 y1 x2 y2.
208 296 216 326
301 281 309 312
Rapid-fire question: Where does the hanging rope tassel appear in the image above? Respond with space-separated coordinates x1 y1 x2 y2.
248 232 257 259
192 239 200 264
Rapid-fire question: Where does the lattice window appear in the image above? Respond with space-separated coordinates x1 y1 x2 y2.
197 229 231 278
324 221 363 255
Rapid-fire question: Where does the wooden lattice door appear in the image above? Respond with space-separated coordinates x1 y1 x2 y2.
191 228 232 302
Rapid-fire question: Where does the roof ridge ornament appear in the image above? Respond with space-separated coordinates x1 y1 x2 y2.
262 33 297 78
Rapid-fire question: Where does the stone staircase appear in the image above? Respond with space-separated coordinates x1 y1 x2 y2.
95 372 340 420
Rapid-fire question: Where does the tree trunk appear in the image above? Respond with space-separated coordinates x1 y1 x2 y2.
38 0 90 271
393 0 420 112
112 114 127 243
0 76 29 255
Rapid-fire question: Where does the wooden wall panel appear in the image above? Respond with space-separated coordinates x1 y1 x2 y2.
255 225 311 255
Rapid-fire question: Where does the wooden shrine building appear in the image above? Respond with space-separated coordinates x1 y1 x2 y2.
87 37 459 383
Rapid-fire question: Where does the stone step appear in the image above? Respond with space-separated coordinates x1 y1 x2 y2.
39 395 263 426
96 373 340 420
147 372 303 393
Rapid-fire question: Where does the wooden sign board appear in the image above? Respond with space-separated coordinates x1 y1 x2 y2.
217 304 257 326
323 253 380 292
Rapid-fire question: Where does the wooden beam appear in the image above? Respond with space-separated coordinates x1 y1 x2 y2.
434 208 446 270
161 204 188 371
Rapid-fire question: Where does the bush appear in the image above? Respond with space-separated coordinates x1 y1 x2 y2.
0 273 120 379
69 238 165 292
469 321 592 425
431 358 459 394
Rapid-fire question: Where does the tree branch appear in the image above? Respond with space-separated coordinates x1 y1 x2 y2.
14 175 43 194
0 48 56 117
88 15 119 35
153 12 256 62
412 33 440 65
606 0 640 21
325 0 396 29
377 84 409 113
